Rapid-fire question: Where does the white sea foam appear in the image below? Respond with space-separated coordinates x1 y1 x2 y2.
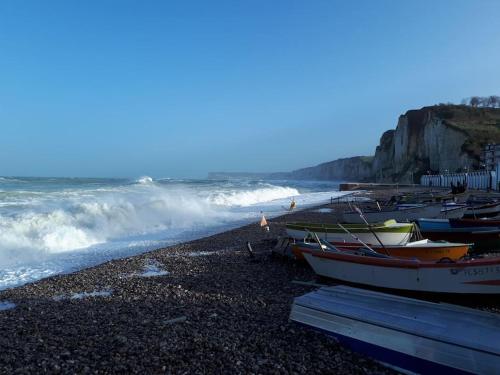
0 185 219 265
0 178 346 290
136 260 169 277
136 176 154 185
208 185 299 206
186 251 215 257
0 177 26 183
53 290 113 301
70 290 112 299
0 182 304 264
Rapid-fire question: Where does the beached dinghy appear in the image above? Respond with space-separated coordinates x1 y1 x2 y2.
464 201 500 218
291 238 470 261
340 203 466 224
450 217 500 227
286 220 414 246
290 286 500 374
301 244 500 294
416 218 500 250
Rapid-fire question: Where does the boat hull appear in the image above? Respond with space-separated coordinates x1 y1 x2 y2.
302 250 500 294
337 241 469 261
421 231 500 251
290 286 500 374
306 324 473 375
464 202 500 218
286 221 414 246
417 219 500 250
341 204 465 224
291 241 469 261
450 218 500 227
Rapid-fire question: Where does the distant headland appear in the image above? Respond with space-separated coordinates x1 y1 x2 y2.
210 99 500 184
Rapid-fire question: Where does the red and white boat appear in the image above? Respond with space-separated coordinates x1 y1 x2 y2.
301 245 500 294
291 239 470 261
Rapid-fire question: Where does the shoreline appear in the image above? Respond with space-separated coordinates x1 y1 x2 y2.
0 184 346 292
1 188 498 373
0 198 397 374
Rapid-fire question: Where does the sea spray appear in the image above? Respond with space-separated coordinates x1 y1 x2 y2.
0 184 221 259
207 185 299 206
0 177 343 289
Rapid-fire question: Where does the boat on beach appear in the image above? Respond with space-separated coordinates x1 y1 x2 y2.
300 243 500 294
286 220 414 246
450 217 500 227
291 238 470 261
290 286 500 374
339 203 466 224
416 218 500 250
464 201 500 218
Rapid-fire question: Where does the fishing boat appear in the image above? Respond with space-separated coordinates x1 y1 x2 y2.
450 217 500 227
291 238 470 261
464 201 500 218
339 203 466 224
290 286 500 374
286 220 414 246
416 218 500 250
301 243 500 294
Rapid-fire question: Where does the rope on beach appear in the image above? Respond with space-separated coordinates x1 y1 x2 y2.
412 222 424 241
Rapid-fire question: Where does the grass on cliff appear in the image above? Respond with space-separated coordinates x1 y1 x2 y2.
358 156 374 164
433 105 500 158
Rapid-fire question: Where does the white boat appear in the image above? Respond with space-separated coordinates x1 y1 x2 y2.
286 220 414 246
340 203 466 224
290 286 500 374
301 245 500 294
292 238 470 261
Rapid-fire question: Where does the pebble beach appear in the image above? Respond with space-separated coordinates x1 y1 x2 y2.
1 195 499 374
0 202 398 374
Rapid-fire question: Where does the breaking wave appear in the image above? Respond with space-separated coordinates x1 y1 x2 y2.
0 189 212 264
136 176 154 185
0 177 26 183
0 177 342 289
208 185 299 206
0 181 301 265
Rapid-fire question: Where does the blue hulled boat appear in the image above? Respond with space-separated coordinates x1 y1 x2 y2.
290 286 500 374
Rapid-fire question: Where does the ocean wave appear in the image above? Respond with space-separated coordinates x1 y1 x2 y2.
0 177 27 183
0 182 302 262
207 185 299 206
136 176 154 185
0 185 221 266
0 178 343 289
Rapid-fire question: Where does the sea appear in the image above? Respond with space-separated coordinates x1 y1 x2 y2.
0 176 346 290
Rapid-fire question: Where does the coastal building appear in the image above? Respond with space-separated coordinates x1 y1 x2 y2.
420 171 493 190
481 144 500 172
481 144 500 190
421 144 500 190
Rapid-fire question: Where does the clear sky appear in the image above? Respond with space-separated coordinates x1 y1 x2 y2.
1 0 500 178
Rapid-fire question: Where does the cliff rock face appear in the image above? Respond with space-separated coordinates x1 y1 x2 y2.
208 105 500 183
372 105 500 183
284 105 500 183
371 130 395 181
287 156 373 181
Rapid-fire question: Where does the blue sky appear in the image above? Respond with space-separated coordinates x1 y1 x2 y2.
1 0 500 178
